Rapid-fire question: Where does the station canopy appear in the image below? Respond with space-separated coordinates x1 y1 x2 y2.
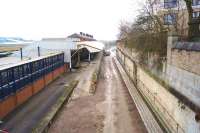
77 41 105 53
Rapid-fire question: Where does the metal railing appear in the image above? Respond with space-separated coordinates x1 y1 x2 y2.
0 53 64 100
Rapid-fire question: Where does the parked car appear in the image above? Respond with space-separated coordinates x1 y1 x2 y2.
103 51 111 56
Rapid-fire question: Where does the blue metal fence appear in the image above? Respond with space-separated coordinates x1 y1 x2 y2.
0 53 64 100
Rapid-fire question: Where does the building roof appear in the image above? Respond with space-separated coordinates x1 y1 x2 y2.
67 33 96 41
0 57 22 68
41 38 67 41
67 33 81 38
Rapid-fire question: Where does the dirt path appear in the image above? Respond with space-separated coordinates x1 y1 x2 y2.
49 56 147 133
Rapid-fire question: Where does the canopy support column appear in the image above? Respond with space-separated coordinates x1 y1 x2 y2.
88 52 91 63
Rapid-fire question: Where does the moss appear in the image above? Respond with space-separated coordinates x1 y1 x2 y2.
89 53 102 94
191 37 200 42
126 32 168 58
140 66 172 91
89 72 98 94
141 66 200 112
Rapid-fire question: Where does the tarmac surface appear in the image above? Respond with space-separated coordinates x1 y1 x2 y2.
49 55 147 133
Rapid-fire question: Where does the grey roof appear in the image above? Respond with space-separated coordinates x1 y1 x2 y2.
172 42 200 51
67 33 96 41
67 33 81 38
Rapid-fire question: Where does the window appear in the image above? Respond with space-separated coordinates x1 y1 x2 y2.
164 14 176 25
53 56 57 62
7 69 13 82
193 0 200 6
50 57 53 65
18 66 23 78
1 71 8 85
32 61 39 72
23 64 30 75
164 0 177 8
14 67 19 80
58 54 62 61
193 11 200 18
47 58 50 66
38 60 43 69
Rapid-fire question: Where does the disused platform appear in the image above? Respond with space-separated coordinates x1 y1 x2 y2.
0 53 102 133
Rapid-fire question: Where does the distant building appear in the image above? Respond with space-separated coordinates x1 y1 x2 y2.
67 32 96 41
154 0 200 36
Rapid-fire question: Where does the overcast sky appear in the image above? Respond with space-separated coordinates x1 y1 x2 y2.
0 0 143 40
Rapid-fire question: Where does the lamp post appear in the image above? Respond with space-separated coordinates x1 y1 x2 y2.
20 48 23 60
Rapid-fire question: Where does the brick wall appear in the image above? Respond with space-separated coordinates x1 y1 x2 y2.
0 65 67 119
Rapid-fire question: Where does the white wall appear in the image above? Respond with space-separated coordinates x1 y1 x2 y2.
38 38 77 63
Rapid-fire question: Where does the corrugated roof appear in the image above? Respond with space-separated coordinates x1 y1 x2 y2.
67 33 96 41
77 41 104 53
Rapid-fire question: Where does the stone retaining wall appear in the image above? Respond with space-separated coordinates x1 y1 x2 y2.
116 48 200 133
167 36 200 108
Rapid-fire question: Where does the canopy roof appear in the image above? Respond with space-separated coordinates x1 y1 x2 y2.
77 41 104 53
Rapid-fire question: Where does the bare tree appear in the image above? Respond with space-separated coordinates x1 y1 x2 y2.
141 0 166 33
165 0 187 39
118 21 131 40
117 0 168 66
